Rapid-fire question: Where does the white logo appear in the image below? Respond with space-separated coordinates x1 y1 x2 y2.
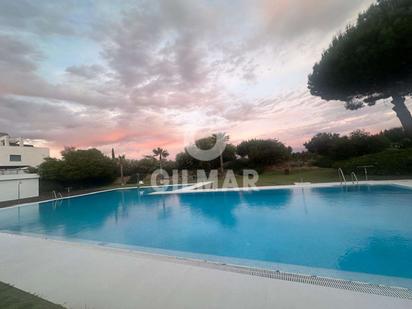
184 131 227 161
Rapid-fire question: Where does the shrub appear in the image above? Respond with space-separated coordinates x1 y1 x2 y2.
380 128 412 148
38 148 117 188
176 151 198 170
304 133 341 157
313 156 334 168
125 157 157 176
335 148 412 175
224 158 264 175
305 130 390 161
176 137 237 171
236 139 291 167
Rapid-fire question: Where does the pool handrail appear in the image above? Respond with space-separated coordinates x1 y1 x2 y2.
338 168 347 185
351 172 359 184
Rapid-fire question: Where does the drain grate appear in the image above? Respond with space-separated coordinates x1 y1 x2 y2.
173 258 412 300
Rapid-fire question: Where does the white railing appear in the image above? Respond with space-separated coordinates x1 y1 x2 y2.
0 168 27 175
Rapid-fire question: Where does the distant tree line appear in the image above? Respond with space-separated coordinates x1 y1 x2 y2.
38 127 412 189
38 136 293 188
305 128 411 159
304 127 412 168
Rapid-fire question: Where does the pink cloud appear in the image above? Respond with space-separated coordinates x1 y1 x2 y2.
1 0 409 161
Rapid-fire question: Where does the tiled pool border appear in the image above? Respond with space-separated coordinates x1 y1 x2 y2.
2 232 412 299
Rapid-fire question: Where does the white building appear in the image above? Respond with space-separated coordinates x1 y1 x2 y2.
0 133 49 202
0 170 40 202
0 133 49 168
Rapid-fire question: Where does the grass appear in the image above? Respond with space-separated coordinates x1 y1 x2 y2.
256 168 339 186
0 282 64 309
218 167 412 187
215 167 337 187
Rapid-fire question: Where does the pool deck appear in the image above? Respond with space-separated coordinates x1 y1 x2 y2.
0 233 411 309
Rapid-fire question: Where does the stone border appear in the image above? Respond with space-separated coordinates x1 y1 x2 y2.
3 233 412 300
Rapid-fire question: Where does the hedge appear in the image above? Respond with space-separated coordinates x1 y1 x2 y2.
334 148 412 175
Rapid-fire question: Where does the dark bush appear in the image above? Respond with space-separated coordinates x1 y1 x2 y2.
126 173 141 185
313 156 335 168
381 128 412 148
236 139 291 166
304 133 341 157
335 148 412 175
38 148 117 188
176 137 237 171
305 130 390 161
39 179 65 194
224 158 264 175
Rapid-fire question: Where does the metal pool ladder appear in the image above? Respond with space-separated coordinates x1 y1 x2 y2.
338 168 347 185
52 191 63 199
350 172 359 184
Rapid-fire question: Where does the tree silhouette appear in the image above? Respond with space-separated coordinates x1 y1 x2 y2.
308 0 412 136
118 154 126 185
212 132 229 174
152 147 169 172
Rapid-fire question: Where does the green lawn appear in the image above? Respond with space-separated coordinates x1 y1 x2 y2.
214 167 337 187
255 168 339 186
0 282 64 309
217 167 412 187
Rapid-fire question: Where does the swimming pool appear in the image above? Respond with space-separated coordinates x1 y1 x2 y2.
1 184 411 288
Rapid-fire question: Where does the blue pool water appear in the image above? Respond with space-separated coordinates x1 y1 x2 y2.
0 184 412 288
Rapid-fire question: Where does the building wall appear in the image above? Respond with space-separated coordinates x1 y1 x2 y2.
0 174 40 202
0 146 49 167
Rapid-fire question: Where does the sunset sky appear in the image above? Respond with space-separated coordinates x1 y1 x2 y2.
1 0 411 158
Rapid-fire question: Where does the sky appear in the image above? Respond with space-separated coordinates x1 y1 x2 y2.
1 0 411 159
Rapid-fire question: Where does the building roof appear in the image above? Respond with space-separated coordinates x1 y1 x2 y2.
0 132 8 137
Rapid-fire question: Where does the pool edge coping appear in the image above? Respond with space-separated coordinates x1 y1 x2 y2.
1 232 412 300
2 179 412 299
0 183 192 210
2 179 412 210
149 179 412 195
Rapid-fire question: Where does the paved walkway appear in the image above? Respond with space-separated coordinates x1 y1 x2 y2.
0 233 411 309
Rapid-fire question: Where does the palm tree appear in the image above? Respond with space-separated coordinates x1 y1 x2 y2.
212 132 229 175
152 147 169 171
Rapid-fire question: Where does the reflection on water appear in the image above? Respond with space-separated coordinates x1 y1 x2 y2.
178 192 241 227
0 185 411 286
339 235 412 279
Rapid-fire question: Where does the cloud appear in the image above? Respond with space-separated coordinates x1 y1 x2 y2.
0 0 407 159
254 0 373 40
0 0 83 36
66 64 106 79
0 94 185 158
0 35 42 73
